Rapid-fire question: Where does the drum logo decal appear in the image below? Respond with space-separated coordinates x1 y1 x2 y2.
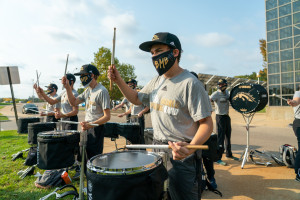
232 92 256 103
88 180 93 198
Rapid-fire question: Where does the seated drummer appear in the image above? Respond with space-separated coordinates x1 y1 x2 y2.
62 64 110 159
34 74 79 130
118 79 149 144
34 83 60 123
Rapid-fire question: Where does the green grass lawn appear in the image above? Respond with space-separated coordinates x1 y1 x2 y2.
0 131 80 200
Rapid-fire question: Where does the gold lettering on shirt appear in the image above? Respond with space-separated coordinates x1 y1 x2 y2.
150 98 180 111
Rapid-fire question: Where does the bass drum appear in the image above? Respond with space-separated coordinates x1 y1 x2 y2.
86 151 168 200
37 130 80 169
229 83 268 114
17 117 41 134
28 122 57 145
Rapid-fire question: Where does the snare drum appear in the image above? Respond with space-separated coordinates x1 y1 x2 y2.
28 122 57 145
117 123 141 144
37 130 80 169
86 151 168 200
17 117 41 134
103 122 118 139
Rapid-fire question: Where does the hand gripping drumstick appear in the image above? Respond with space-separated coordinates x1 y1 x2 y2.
58 120 99 127
125 144 209 150
110 27 116 91
272 93 288 101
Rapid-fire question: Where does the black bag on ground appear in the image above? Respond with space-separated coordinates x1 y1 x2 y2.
24 146 37 166
202 133 219 162
280 144 298 168
35 169 64 189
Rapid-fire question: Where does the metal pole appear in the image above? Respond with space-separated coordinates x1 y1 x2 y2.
7 67 18 122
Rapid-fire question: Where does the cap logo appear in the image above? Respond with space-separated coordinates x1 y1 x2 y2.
80 66 84 71
170 42 175 46
152 35 159 41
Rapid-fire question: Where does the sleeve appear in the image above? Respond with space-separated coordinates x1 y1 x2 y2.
55 93 62 101
78 89 87 102
295 91 300 98
188 80 212 122
210 91 217 101
138 84 151 107
99 89 111 110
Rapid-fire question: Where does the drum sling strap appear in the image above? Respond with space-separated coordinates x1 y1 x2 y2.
195 152 222 198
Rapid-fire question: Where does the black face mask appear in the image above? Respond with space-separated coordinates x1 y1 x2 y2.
152 49 176 76
46 88 54 95
218 85 227 92
129 85 136 89
80 74 93 87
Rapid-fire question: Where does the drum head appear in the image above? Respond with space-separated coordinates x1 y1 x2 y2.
229 83 268 114
87 151 162 175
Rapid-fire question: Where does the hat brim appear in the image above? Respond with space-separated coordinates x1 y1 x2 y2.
139 41 176 52
74 72 83 76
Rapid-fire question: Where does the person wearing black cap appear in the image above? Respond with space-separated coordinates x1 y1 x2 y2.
117 78 149 144
34 83 60 122
210 79 236 166
108 32 213 200
34 74 79 130
62 64 110 159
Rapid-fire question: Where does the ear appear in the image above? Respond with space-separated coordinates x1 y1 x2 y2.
173 49 179 57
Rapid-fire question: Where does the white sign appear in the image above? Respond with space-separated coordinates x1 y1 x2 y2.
0 66 20 85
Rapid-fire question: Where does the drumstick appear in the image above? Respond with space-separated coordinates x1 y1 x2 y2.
125 144 209 150
36 70 39 88
26 108 40 113
110 27 116 91
40 109 56 114
272 93 288 101
59 120 99 127
63 54 69 90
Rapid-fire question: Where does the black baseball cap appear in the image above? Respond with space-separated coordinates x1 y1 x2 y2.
74 64 100 76
66 73 76 83
126 79 137 85
45 83 58 91
139 32 182 52
218 79 227 85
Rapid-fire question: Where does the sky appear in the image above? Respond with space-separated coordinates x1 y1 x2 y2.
0 0 266 99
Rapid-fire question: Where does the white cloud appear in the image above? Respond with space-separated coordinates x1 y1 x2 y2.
195 32 234 48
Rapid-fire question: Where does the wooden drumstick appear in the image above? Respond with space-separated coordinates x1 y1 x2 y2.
125 144 209 150
59 120 99 127
110 27 116 91
272 93 288 101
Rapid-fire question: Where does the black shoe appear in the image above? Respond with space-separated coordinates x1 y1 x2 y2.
226 155 239 160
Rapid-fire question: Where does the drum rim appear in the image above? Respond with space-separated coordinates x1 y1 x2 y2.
87 151 163 175
37 130 80 138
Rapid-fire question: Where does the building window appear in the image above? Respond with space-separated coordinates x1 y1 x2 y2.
280 38 293 50
281 72 294 83
294 12 300 25
279 15 292 28
268 41 279 52
268 52 280 63
267 9 278 21
269 96 281 106
280 26 292 38
269 74 280 84
294 0 300 13
294 47 300 59
282 84 294 94
280 49 293 61
295 36 300 47
266 0 278 11
269 85 281 95
295 59 300 70
296 71 300 82
279 3 291 17
269 63 280 74
279 0 291 6
268 30 279 41
281 60 294 72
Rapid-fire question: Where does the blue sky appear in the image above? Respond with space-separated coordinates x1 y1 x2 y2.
0 0 266 99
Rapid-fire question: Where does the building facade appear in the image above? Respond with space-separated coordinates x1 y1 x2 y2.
266 0 300 106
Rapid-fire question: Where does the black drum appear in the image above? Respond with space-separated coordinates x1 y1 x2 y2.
117 123 141 144
37 130 80 170
229 83 268 114
86 151 168 200
103 122 119 139
17 117 41 134
28 122 57 145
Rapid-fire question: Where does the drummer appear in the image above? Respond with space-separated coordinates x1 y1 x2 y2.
108 32 213 200
34 83 60 123
117 78 149 144
62 64 110 159
34 74 79 130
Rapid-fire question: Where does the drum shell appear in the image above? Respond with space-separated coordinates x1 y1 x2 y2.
86 152 168 200
28 122 57 145
37 131 80 169
229 83 268 114
117 123 141 144
17 117 41 134
103 122 118 139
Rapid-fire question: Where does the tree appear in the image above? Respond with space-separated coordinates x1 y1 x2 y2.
92 47 136 101
77 88 85 95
